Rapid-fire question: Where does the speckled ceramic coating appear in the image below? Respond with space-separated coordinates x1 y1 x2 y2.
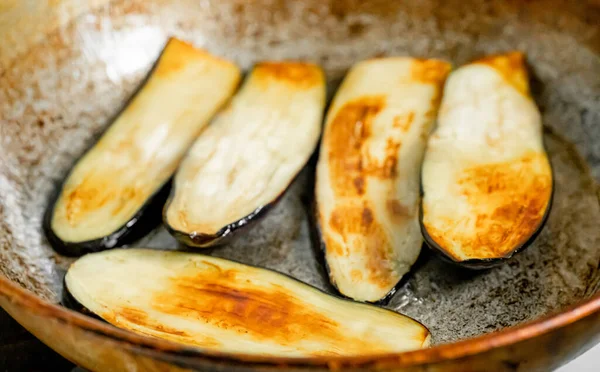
0 0 598 350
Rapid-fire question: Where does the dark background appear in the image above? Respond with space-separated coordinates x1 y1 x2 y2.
0 308 73 372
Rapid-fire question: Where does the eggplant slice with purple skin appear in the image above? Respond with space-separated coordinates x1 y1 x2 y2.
164 62 326 248
65 248 431 356
44 38 241 256
315 58 451 302
420 52 553 268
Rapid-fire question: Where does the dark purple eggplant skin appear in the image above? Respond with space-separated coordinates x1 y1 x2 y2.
44 183 171 257
163 204 270 248
418 171 555 270
163 161 311 249
61 278 103 321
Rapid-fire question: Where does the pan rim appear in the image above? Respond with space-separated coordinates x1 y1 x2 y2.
1 271 599 369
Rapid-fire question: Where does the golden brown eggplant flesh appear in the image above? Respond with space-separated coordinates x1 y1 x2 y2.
315 58 451 302
164 62 326 248
420 52 553 268
65 248 430 357
44 38 241 256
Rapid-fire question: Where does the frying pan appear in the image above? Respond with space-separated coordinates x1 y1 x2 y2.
1 0 599 370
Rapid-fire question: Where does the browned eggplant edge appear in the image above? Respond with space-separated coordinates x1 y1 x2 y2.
309 199 401 305
163 164 309 248
44 183 171 257
418 162 555 270
61 250 431 341
42 39 179 257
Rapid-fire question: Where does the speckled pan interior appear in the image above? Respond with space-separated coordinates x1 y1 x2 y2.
0 0 599 347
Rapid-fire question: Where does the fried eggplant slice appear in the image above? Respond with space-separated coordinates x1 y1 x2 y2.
164 62 326 247
65 248 430 356
420 52 553 267
45 38 241 256
315 58 451 302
